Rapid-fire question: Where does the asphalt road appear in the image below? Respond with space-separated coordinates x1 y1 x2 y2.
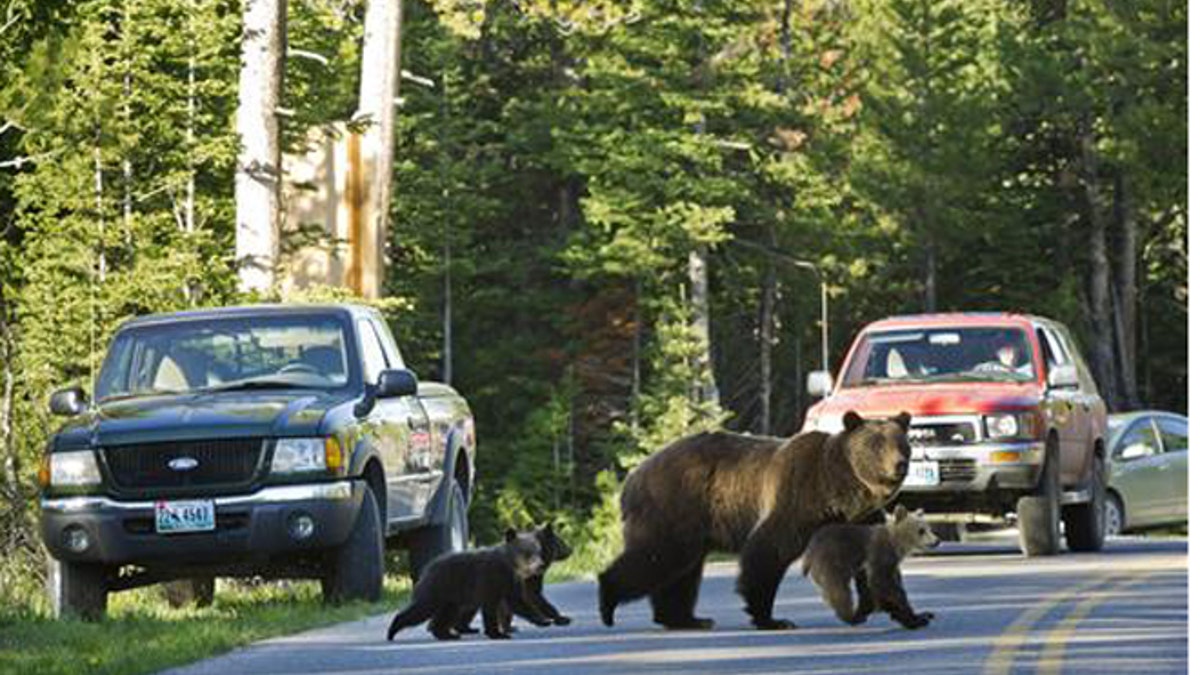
164 536 1187 675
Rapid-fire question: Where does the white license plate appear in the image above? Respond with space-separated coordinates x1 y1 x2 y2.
155 500 215 534
903 460 940 487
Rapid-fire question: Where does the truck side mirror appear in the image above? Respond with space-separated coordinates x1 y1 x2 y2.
1048 364 1079 389
49 387 88 416
807 371 833 399
377 369 418 398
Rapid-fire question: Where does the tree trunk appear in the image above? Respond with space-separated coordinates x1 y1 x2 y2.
689 248 719 407
1078 121 1118 406
758 261 777 435
1113 171 1139 407
234 0 285 294
923 233 937 312
354 0 403 300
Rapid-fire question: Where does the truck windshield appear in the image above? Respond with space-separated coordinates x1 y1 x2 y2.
841 327 1036 387
96 315 352 400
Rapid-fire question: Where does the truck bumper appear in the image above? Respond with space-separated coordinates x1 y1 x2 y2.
897 441 1044 514
41 481 364 566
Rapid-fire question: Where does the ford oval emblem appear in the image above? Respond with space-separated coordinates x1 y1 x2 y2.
168 457 199 472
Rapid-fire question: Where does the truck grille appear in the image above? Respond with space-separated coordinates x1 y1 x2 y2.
938 458 977 483
908 421 977 446
104 439 265 491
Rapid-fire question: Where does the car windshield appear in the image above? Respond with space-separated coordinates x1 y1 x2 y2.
96 315 352 400
841 326 1036 387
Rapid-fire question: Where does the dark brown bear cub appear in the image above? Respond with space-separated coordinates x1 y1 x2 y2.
802 505 938 629
455 522 574 634
598 410 911 631
386 529 550 641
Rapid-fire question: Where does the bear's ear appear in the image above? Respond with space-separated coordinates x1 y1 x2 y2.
843 411 865 432
893 412 912 430
505 527 517 543
892 505 909 522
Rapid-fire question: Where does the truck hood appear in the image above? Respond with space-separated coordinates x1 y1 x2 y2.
816 382 1043 419
53 390 345 450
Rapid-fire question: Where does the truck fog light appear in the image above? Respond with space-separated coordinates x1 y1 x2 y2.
62 525 90 553
990 450 1022 463
288 512 315 541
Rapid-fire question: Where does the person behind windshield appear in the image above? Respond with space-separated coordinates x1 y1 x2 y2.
976 341 1033 377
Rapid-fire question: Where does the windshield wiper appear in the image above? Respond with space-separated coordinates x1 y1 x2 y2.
100 389 187 402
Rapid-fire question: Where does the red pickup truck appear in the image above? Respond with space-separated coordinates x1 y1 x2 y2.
803 313 1108 556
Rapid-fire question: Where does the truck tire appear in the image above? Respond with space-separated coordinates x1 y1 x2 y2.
407 481 469 582
163 577 216 608
1018 445 1060 557
1063 460 1106 552
322 487 384 604
51 559 110 621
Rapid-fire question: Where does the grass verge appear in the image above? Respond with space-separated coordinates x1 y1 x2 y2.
0 577 410 675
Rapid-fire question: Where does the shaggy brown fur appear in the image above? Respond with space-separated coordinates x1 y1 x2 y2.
598 410 912 630
386 529 550 641
802 505 938 629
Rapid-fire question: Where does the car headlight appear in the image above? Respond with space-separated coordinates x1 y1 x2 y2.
48 450 102 487
271 438 343 474
985 413 1037 440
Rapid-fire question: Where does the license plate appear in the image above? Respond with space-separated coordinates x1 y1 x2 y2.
903 460 940 487
155 500 215 534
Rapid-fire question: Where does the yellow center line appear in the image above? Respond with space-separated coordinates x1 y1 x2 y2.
983 573 1117 675
1035 571 1154 675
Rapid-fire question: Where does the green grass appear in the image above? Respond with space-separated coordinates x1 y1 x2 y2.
0 578 410 675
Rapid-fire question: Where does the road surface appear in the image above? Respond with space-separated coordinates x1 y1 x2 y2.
164 536 1187 675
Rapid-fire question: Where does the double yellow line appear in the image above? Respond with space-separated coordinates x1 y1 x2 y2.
984 570 1153 675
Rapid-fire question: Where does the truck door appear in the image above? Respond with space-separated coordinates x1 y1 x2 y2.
1036 327 1086 481
357 319 418 524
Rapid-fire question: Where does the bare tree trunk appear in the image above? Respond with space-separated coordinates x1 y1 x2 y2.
1113 171 1139 406
1079 121 1118 406
354 0 403 300
923 232 937 312
689 248 719 407
185 0 196 236
235 0 285 294
758 259 777 435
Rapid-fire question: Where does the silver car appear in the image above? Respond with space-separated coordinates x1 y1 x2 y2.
1105 411 1188 535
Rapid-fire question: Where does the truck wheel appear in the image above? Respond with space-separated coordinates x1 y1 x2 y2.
163 577 216 609
50 559 110 621
407 481 469 582
322 487 384 604
1018 446 1060 557
1064 462 1106 552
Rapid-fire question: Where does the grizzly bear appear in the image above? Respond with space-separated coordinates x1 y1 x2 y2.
598 410 911 630
455 522 574 634
802 505 938 629
386 529 550 641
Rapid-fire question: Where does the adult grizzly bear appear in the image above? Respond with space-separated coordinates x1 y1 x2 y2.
598 411 911 630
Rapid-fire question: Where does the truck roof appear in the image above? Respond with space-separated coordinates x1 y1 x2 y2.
863 312 1049 331
118 303 379 329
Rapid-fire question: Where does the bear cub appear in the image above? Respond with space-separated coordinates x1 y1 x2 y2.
455 522 574 634
802 505 939 629
386 529 551 641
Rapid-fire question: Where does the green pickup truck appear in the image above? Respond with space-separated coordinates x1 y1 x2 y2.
39 304 476 619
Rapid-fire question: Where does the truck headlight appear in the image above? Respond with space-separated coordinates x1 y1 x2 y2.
271 438 343 474
48 450 102 487
985 413 1036 440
